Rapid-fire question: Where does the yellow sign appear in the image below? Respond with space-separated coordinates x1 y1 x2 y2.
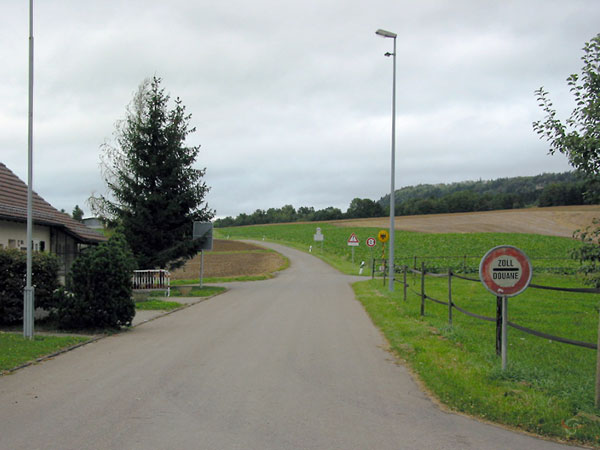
378 229 389 243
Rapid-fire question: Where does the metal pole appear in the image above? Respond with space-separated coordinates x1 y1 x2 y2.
501 295 508 371
388 36 396 292
199 249 204 288
595 308 600 408
24 0 35 339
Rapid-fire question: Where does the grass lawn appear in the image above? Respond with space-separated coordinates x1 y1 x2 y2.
354 273 600 446
135 300 183 311
0 332 90 373
135 286 227 309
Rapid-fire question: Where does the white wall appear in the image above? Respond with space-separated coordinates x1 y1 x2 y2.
0 220 51 251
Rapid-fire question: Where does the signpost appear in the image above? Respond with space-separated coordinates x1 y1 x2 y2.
313 227 324 252
479 245 532 370
347 233 359 263
193 222 214 288
378 230 389 272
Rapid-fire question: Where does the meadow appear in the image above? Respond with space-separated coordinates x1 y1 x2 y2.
216 223 583 274
216 221 600 445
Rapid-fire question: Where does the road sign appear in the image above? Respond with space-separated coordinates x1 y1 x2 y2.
193 221 213 250
366 237 376 247
479 245 532 297
378 229 389 243
314 227 324 242
347 233 359 247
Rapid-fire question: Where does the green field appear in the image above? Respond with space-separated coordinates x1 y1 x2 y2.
215 223 583 274
216 222 599 445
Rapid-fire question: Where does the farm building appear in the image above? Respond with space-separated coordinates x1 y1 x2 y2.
0 162 106 278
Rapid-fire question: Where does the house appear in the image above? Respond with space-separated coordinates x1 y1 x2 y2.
0 162 107 277
82 217 104 230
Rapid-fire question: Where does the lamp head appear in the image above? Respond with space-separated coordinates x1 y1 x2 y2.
376 29 397 38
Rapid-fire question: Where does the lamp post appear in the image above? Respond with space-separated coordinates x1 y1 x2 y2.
24 0 35 338
376 28 397 292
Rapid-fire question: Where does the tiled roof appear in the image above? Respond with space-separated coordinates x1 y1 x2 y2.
0 162 107 244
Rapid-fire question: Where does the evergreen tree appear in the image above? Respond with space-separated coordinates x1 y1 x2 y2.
91 77 214 269
72 205 84 222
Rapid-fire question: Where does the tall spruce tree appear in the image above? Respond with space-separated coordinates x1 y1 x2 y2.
91 77 214 269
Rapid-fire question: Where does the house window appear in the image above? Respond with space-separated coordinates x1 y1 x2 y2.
8 239 16 249
40 241 45 252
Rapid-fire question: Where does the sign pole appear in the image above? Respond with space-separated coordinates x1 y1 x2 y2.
199 249 204 288
501 295 508 371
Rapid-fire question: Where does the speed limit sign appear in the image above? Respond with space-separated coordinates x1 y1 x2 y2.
366 237 377 247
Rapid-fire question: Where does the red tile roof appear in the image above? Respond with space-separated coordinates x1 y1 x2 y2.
0 162 107 244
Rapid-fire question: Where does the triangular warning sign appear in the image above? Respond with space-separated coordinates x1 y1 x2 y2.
347 233 360 246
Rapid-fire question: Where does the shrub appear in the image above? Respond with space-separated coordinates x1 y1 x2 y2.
0 248 60 324
54 234 136 329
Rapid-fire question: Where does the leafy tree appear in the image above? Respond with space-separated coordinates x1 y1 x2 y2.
346 198 385 219
91 77 214 269
533 33 600 196
533 34 600 286
72 205 84 222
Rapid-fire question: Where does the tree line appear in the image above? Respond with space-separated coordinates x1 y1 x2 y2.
215 171 593 228
214 198 384 227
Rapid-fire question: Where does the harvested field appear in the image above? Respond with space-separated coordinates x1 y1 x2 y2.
332 205 600 237
171 239 286 279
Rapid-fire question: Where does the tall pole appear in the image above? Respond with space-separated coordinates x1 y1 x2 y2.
388 36 396 292
375 29 397 292
24 0 35 339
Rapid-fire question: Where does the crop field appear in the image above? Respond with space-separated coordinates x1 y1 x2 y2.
335 205 600 238
170 239 287 280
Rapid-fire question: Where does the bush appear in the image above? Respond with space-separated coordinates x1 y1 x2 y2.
0 248 60 324
54 234 136 329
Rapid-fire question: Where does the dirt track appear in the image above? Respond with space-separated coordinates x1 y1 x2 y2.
333 205 600 237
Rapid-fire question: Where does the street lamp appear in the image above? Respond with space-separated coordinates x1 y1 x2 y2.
375 28 397 292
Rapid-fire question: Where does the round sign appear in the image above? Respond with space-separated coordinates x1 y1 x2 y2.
479 245 532 297
378 230 389 243
366 237 377 247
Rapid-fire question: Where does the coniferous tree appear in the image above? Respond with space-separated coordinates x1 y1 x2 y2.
91 77 214 269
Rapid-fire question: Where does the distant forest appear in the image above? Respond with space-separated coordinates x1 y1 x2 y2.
214 171 595 228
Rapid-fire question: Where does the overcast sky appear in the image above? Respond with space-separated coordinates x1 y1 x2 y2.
2 1 599 218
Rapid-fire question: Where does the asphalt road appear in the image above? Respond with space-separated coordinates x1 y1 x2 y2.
0 242 580 450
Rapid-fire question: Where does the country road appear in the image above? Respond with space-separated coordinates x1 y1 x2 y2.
0 242 580 450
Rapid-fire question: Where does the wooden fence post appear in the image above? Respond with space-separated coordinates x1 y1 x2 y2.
403 265 407 302
448 268 453 326
420 262 425 316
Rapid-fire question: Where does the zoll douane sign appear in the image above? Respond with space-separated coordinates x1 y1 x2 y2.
479 245 532 297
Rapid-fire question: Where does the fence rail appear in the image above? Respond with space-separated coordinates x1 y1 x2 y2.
132 269 171 297
396 263 598 350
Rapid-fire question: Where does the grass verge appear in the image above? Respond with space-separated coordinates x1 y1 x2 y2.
135 300 182 311
353 276 600 446
0 332 90 373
